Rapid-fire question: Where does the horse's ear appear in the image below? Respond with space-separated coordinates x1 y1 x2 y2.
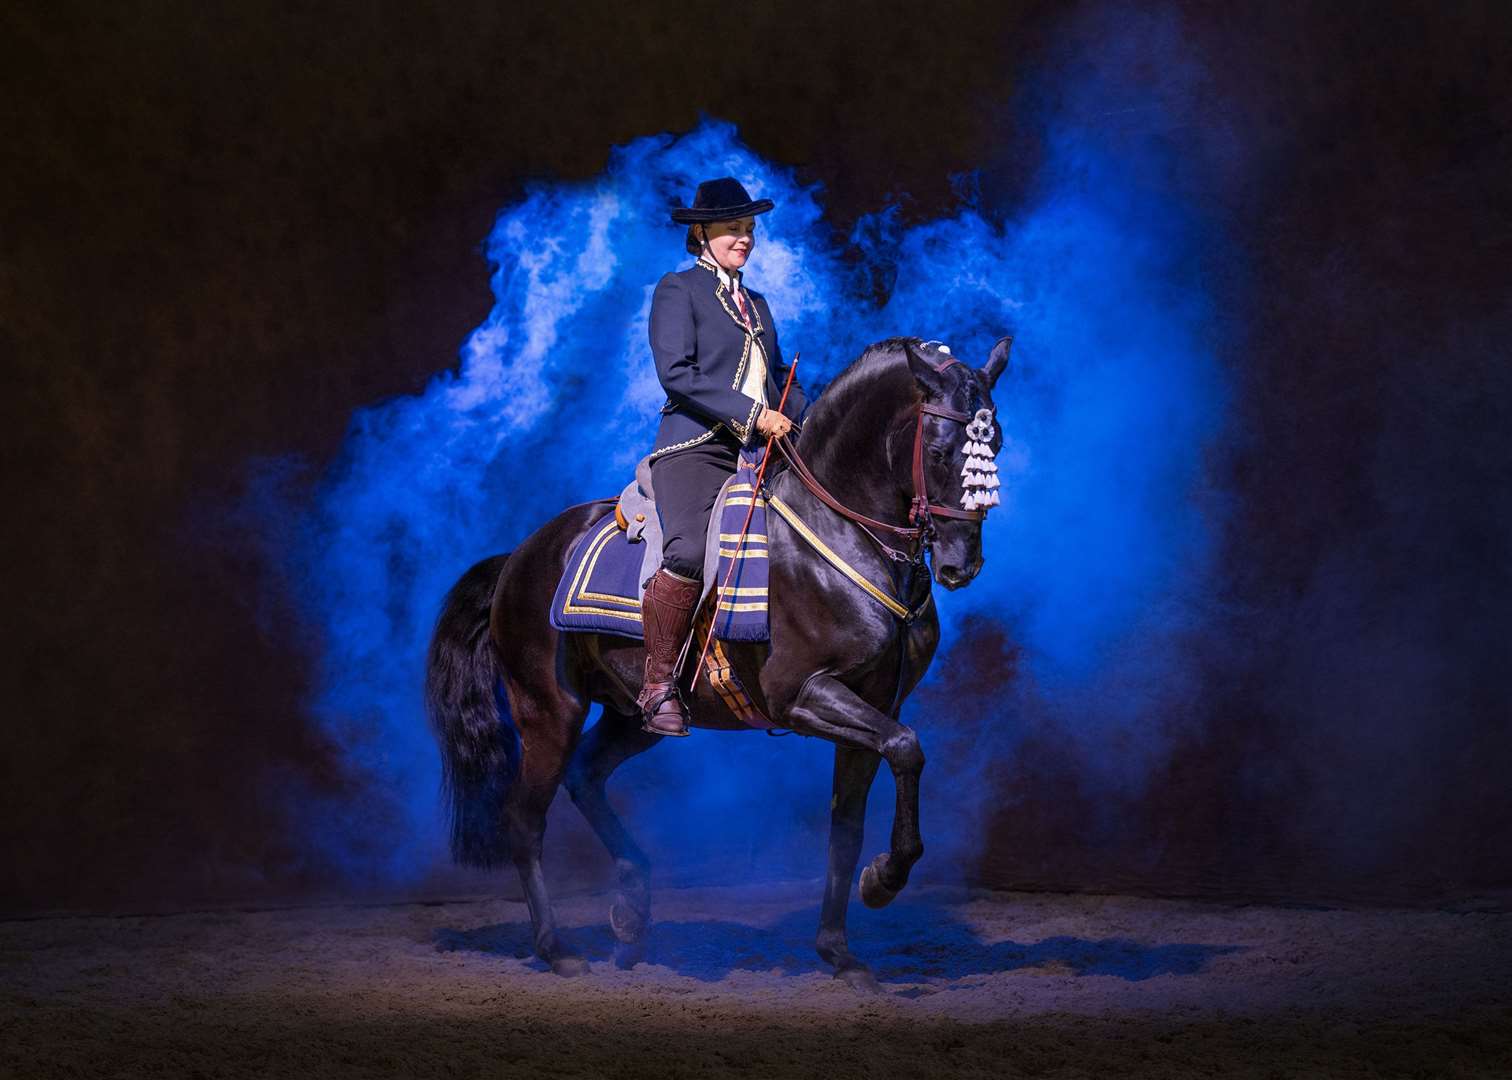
979 335 1013 390
904 340 956 398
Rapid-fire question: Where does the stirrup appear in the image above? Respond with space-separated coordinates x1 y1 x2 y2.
639 685 691 738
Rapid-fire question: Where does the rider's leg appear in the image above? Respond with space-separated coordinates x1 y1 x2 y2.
637 436 738 735
636 565 702 736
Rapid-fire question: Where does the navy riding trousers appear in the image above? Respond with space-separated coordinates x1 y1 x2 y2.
648 431 741 581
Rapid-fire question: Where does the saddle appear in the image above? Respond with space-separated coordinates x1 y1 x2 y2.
549 450 772 642
548 450 774 729
607 450 756 605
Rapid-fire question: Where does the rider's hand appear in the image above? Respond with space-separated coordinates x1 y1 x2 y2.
756 406 794 440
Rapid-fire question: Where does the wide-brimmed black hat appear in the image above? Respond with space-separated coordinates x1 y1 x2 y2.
669 177 774 223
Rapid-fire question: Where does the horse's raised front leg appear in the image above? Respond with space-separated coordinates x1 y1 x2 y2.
564 708 661 968
788 674 926 909
816 745 884 991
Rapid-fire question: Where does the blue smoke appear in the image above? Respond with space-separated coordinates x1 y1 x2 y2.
274 17 1228 889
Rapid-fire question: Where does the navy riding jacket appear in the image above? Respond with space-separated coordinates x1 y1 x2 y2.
647 257 808 460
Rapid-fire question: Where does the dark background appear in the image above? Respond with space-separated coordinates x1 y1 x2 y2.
3 0 1509 915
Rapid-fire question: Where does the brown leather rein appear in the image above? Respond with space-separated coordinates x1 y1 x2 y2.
771 399 989 563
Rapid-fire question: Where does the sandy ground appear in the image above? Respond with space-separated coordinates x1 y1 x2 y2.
2 881 1509 1079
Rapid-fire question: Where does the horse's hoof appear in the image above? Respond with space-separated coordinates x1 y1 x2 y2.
610 900 648 944
835 965 881 994
550 954 590 978
859 860 900 909
614 939 646 970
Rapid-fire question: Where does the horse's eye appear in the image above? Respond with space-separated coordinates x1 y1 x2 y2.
929 446 947 464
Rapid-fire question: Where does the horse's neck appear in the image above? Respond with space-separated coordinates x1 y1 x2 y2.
791 406 912 527
769 404 915 580
765 460 927 617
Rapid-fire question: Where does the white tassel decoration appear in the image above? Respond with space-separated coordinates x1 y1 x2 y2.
956 407 1004 511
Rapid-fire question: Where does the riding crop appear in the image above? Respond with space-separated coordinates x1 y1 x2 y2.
688 353 799 692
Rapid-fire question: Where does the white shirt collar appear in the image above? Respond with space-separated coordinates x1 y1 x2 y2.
697 255 742 292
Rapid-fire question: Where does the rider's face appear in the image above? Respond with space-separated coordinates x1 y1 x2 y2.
699 217 757 272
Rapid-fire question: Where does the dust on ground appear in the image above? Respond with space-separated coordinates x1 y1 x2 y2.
3 881 1509 1078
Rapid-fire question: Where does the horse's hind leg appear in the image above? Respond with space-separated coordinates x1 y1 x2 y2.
816 746 884 991
504 688 591 977
565 707 661 968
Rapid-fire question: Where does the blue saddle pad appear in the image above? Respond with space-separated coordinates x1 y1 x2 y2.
549 449 772 642
708 449 771 643
549 509 648 640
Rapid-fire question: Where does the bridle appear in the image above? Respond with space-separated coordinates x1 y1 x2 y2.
760 345 1003 726
768 390 996 725
911 401 992 531
770 396 992 565
760 355 999 725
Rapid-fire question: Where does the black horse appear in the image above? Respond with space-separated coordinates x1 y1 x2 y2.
425 334 1011 989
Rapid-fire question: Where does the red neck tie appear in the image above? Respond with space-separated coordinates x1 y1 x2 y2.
731 279 752 327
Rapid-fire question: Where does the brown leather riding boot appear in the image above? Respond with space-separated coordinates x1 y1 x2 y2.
636 568 704 737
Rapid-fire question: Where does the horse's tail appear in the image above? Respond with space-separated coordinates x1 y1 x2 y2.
425 553 517 868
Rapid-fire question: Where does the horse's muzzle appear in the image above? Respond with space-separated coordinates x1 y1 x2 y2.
934 557 983 590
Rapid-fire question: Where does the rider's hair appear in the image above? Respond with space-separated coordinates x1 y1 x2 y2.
684 223 705 255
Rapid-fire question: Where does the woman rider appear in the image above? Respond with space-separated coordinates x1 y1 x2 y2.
637 177 808 738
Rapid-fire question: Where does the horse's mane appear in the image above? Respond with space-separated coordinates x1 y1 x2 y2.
797 337 921 446
794 335 991 491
